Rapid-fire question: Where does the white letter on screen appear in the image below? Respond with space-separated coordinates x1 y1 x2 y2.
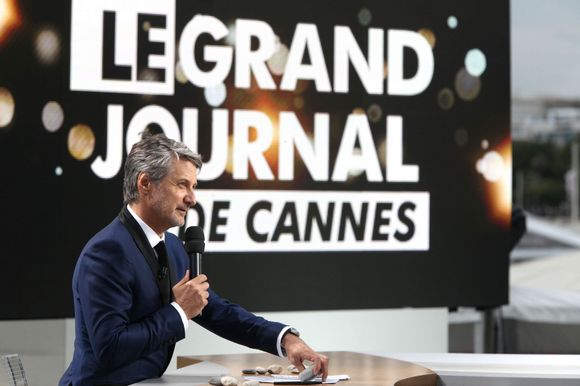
233 110 275 180
179 14 232 88
185 109 230 181
332 114 382 182
387 29 434 96
235 19 276 89
279 112 329 181
281 24 331 92
334 26 383 94
91 104 124 179
386 115 419 182
125 105 181 153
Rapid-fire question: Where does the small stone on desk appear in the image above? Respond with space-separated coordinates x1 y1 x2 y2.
221 376 239 386
242 368 257 374
268 364 283 374
209 377 222 386
287 365 299 374
255 366 268 374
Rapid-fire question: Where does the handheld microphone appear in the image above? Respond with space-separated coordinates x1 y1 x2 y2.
184 226 205 279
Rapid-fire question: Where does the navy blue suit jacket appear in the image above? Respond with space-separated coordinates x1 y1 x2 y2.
60 211 286 386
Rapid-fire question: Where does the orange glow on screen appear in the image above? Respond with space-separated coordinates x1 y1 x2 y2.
488 138 512 228
0 0 21 44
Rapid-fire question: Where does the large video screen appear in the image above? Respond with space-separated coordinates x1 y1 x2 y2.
0 0 511 319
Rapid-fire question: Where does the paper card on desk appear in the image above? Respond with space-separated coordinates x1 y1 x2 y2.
245 374 350 384
244 376 320 385
134 374 211 385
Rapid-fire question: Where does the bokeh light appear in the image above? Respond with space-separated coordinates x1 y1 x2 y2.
0 87 15 128
42 101 64 132
465 48 487 77
267 41 289 76
358 8 372 26
447 16 458 29
294 96 304 110
175 61 188 84
224 134 235 176
294 79 310 95
0 0 21 44
478 139 512 228
138 69 160 82
251 95 282 172
55 166 63 176
367 104 382 123
481 139 489 149
455 68 481 101
378 138 387 166
437 88 455 110
35 26 61 65
477 150 505 182
418 28 436 48
225 22 236 46
454 128 468 146
204 83 227 107
347 148 365 178
68 124 95 160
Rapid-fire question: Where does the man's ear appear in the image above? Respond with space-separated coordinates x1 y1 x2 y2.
136 172 151 196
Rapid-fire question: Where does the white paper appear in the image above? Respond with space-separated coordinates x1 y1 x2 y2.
244 374 350 384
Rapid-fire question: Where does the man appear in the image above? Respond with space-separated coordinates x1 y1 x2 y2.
60 134 328 385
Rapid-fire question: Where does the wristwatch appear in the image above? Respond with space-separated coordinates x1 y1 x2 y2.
281 327 300 356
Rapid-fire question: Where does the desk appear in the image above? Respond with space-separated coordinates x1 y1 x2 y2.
134 351 580 386
177 351 437 386
386 353 580 386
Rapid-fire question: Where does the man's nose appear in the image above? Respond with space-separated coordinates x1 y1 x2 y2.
185 188 196 206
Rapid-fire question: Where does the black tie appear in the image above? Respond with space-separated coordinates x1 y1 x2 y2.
154 241 171 304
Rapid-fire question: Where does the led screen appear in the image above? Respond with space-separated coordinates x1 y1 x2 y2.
0 0 511 319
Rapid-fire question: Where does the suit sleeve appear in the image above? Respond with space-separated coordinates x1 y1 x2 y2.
76 238 185 370
165 235 286 356
193 289 287 356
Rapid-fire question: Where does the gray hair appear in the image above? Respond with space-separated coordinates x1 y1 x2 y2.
123 134 202 204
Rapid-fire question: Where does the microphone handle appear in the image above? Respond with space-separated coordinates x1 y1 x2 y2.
190 252 202 279
191 252 204 316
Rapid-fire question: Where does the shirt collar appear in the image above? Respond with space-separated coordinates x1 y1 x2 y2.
126 205 165 248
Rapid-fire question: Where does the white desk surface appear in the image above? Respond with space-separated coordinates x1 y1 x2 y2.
133 352 580 386
380 352 580 378
376 352 580 386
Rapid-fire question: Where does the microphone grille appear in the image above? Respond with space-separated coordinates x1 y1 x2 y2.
185 226 205 241
184 226 205 253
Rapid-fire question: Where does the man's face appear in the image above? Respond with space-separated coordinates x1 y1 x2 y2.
147 158 197 234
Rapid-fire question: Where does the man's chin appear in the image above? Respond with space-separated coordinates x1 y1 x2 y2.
174 214 186 227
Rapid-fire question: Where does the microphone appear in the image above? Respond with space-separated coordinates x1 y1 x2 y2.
184 226 205 279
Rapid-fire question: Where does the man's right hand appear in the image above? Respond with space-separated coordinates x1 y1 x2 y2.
172 271 209 318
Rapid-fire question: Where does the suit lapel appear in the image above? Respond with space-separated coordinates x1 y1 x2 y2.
118 207 167 298
164 242 179 287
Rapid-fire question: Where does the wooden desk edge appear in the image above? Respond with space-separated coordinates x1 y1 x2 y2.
177 351 437 386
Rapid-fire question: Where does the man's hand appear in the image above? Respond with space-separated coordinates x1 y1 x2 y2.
172 271 209 318
282 333 329 380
